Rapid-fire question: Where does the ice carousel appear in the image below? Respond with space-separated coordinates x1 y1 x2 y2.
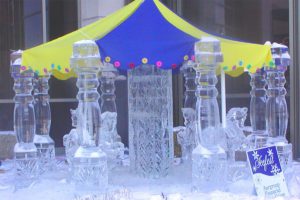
1 0 299 199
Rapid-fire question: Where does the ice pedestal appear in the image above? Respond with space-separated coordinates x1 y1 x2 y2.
33 72 55 173
192 37 227 191
70 40 108 190
128 64 173 178
265 43 292 174
10 50 39 188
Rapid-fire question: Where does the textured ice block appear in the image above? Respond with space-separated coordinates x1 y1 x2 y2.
0 131 17 159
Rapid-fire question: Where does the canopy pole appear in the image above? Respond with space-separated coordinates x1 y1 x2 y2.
42 0 47 43
221 69 227 128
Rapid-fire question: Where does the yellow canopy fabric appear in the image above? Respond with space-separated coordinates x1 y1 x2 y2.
154 0 272 77
21 0 142 80
21 0 272 79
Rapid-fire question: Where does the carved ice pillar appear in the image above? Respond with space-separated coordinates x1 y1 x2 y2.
177 61 197 161
128 64 173 178
100 63 118 113
266 43 292 172
99 63 124 168
33 72 55 172
70 40 108 190
248 68 268 148
192 37 227 191
181 61 197 110
10 50 38 188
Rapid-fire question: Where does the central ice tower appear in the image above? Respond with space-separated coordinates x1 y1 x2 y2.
128 64 173 178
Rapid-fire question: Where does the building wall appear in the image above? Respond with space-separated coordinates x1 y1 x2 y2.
0 1 295 157
79 0 125 27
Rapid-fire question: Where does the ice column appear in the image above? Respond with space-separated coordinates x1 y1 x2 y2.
70 40 108 190
181 61 197 110
266 43 292 172
192 37 227 191
11 50 39 188
248 68 268 148
177 61 197 162
99 63 124 168
128 64 173 178
33 72 55 172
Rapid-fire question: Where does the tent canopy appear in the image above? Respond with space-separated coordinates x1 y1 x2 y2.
21 0 272 80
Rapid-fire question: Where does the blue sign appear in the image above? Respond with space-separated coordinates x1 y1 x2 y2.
247 146 289 198
247 146 282 176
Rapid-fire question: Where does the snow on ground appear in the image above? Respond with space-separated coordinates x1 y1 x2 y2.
0 158 300 200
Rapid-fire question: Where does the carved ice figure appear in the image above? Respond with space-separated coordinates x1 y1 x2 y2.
100 111 124 168
177 108 197 161
100 112 118 144
63 109 79 164
224 107 248 161
224 107 250 182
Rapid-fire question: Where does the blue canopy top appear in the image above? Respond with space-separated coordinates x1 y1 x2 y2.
96 0 198 70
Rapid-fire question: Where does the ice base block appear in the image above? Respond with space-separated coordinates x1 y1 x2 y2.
192 144 227 192
247 133 268 149
34 134 56 173
14 143 39 188
71 146 108 191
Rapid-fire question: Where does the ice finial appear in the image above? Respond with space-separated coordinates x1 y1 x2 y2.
271 42 290 68
71 40 102 71
194 37 223 67
264 41 272 46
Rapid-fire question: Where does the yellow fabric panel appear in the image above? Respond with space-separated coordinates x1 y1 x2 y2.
154 0 273 77
51 69 77 80
21 0 142 78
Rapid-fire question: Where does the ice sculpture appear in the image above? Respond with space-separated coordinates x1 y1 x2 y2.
177 108 197 161
99 63 124 168
247 56 268 149
266 42 292 173
63 109 79 165
225 107 249 182
128 64 173 178
177 61 198 162
192 37 227 191
225 107 248 161
181 61 197 109
70 40 108 190
33 72 55 173
10 50 39 188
